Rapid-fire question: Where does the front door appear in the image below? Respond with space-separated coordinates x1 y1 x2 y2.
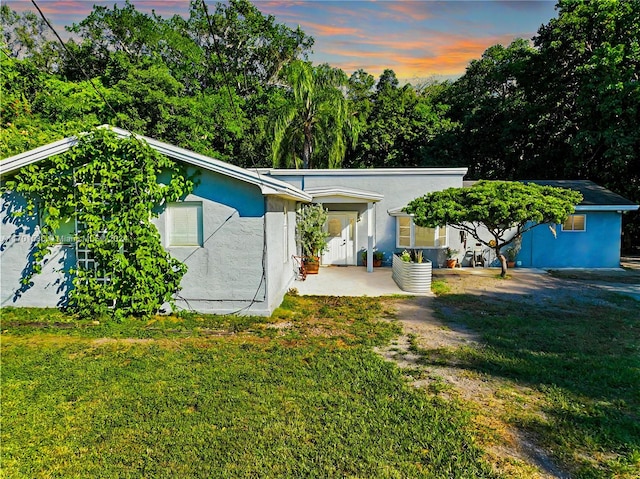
322 212 357 265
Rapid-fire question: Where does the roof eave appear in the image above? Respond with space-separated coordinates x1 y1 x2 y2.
1 125 310 202
575 205 639 212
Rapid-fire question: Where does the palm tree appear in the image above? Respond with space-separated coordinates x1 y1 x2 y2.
272 61 355 169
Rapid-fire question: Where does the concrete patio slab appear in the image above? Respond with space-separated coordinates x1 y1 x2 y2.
292 266 431 297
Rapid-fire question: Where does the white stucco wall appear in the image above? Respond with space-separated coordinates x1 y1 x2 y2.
153 169 273 315
1 192 76 308
266 169 467 267
263 196 298 312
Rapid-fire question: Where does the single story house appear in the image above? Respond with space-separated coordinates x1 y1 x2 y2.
517 180 639 268
1 127 637 315
1 127 310 316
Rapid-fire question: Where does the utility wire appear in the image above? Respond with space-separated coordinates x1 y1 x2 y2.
30 0 125 132
200 0 272 311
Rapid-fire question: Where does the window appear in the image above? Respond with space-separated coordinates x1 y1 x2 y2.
167 202 203 246
396 217 447 248
562 214 586 232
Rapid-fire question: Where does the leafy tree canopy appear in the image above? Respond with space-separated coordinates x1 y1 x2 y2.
404 180 583 276
272 61 355 169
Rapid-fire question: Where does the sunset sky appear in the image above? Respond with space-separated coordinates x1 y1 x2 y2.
6 0 559 81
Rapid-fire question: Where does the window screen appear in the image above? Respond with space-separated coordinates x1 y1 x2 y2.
168 202 203 246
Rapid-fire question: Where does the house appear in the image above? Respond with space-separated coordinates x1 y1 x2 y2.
1 127 637 315
259 168 468 269
516 180 639 268
1 127 310 316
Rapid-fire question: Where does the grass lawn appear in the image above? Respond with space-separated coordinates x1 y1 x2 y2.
1 296 496 478
424 278 640 478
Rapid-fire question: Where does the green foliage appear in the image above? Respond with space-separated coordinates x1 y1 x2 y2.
428 39 536 177
405 181 582 275
431 2 640 248
296 203 329 257
273 61 355 169
399 250 412 263
345 69 454 168
2 128 194 318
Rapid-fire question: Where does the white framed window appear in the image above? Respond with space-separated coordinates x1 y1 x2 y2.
396 216 447 248
167 202 203 246
562 214 586 232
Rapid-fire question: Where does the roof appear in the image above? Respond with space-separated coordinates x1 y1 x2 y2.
387 206 410 216
0 126 311 203
304 186 383 203
462 180 637 212
524 180 638 212
264 167 469 176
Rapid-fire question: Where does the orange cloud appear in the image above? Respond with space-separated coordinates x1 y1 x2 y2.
382 2 432 22
296 20 364 38
319 34 520 79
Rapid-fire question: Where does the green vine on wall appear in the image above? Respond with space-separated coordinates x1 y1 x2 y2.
3 128 195 318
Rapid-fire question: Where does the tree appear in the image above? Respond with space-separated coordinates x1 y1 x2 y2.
529 0 640 249
346 69 452 168
0 5 62 72
404 181 583 277
429 39 536 178
272 61 354 169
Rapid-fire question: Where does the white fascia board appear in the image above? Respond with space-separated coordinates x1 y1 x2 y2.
575 205 639 212
1 125 311 202
266 167 469 176
305 187 384 202
1 136 79 176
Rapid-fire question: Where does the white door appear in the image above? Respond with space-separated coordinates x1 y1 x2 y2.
322 212 357 265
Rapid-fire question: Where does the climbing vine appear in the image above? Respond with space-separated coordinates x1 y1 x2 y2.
3 128 195 318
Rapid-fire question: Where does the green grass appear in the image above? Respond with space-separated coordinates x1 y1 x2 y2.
431 279 451 296
1 296 496 479
425 288 640 478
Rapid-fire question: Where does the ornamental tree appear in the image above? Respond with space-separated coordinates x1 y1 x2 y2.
404 180 583 277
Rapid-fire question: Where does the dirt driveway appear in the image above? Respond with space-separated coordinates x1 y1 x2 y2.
377 268 639 479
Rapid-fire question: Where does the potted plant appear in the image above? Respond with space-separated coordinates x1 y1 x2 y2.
392 250 432 292
296 204 329 274
446 247 459 268
505 246 517 269
361 250 384 267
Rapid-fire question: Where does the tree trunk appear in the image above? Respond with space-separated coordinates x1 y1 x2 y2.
498 253 508 277
302 126 313 169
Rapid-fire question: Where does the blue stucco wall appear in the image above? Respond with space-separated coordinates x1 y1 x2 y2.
517 211 622 268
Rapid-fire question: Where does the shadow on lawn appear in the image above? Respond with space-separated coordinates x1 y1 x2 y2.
431 291 640 475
